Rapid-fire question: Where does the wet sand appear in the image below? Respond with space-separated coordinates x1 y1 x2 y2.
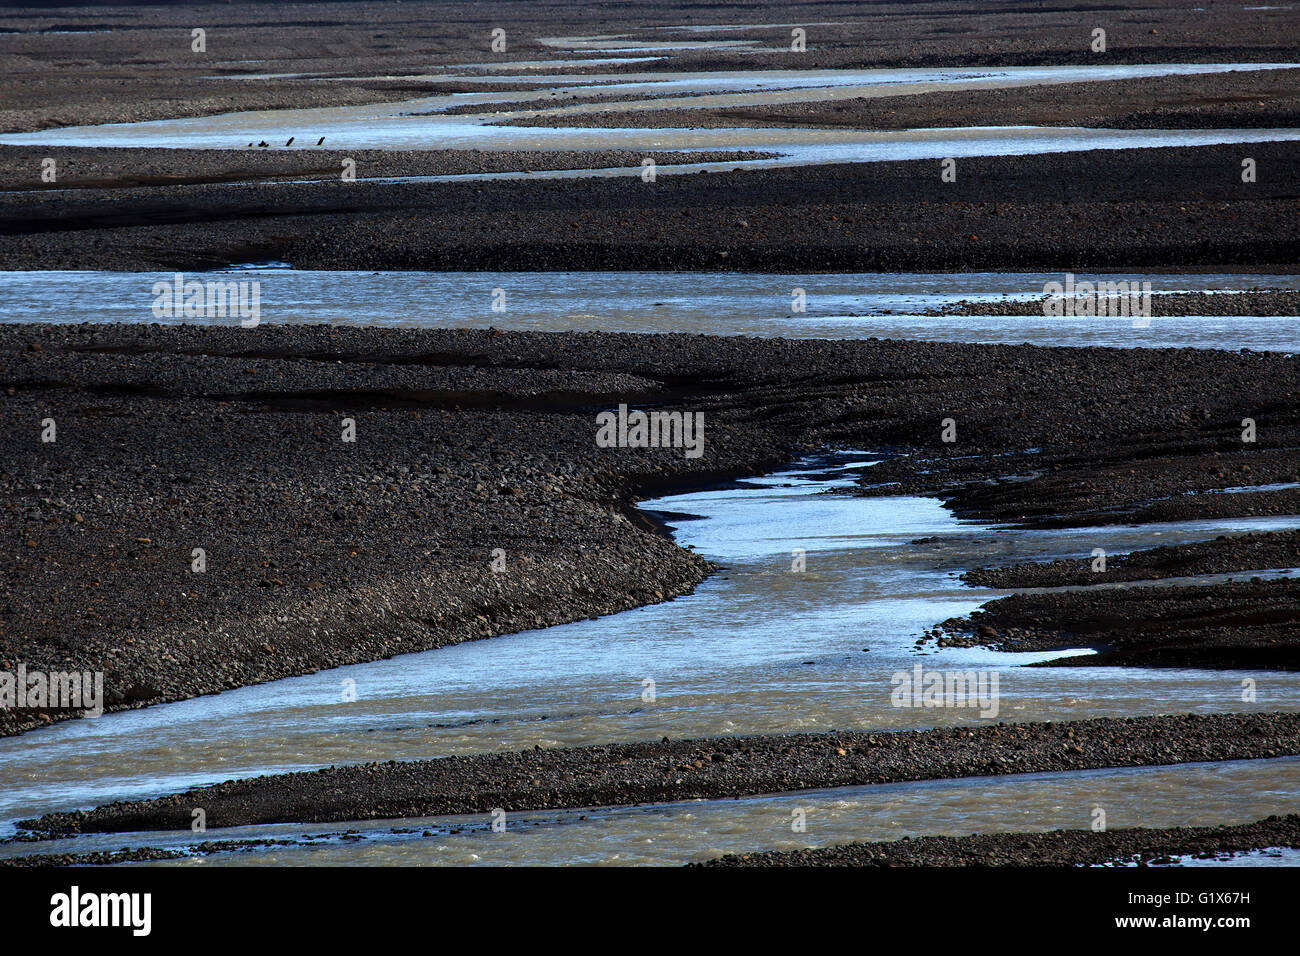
937 578 1300 669
929 290 1300 317
966 530 1300 589
0 146 773 192
942 525 1300 670
855 426 1300 531
0 839 285 868
20 713 1300 834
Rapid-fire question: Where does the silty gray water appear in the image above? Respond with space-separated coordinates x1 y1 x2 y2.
0 453 1295 862
2 270 1297 351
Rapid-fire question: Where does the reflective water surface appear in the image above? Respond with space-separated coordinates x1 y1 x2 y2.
3 50 1297 858
2 270 1297 350
2 64 1297 170
0 454 1296 864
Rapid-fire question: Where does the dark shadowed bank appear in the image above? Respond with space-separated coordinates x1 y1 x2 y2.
3 143 1299 273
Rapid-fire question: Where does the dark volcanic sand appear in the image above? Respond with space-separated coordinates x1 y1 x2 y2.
20 713 1300 835
2 1 1299 868
2 2 1297 275
0 838 292 867
699 813 1300 867
854 420 1300 531
3 142 1300 272
4 324 1299 735
937 578 1300 670
496 69 1300 131
0 147 775 192
928 290 1300 317
965 530 1300 589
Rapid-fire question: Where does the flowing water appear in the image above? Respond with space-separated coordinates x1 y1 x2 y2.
0 453 1296 863
2 63 1297 170
2 270 1297 350
5 120 1297 171
2 55 1298 861
5 757 1298 867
